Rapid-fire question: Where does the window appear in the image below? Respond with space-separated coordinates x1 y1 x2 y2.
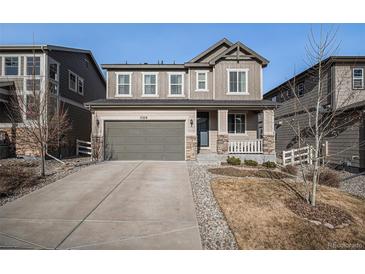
143 73 158 95
49 81 59 95
26 56 40 76
271 96 277 102
4 57 19 75
296 83 304 97
117 73 131 95
78 77 84 95
353 68 364 89
26 94 37 120
49 63 59 81
69 71 77 91
228 113 246 134
196 71 208 91
26 79 41 91
227 69 248 94
169 73 184 96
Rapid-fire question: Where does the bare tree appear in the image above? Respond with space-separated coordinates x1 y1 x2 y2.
280 25 363 206
7 49 71 177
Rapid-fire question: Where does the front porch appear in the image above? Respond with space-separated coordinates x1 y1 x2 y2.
193 108 275 163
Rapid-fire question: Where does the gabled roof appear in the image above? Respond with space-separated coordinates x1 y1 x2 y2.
187 38 233 63
209 41 269 67
0 44 105 84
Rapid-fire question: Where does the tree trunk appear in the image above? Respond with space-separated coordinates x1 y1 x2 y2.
40 143 46 177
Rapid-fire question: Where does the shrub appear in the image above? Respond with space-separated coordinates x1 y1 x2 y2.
244 159 258 167
262 161 277 169
227 156 241 166
306 168 340 188
281 165 298 175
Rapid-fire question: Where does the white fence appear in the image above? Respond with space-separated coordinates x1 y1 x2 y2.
282 146 313 166
228 139 263 154
76 139 92 156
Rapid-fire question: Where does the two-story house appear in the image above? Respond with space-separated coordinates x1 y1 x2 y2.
264 56 365 171
0 45 106 158
86 38 277 161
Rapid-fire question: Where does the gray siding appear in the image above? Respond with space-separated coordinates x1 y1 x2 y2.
189 68 213 100
48 50 105 104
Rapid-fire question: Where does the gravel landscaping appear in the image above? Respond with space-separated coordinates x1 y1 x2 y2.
0 157 96 207
339 172 365 199
187 162 238 250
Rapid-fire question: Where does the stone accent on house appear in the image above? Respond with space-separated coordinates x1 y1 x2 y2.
263 135 275 155
0 127 40 157
92 135 104 161
186 135 197 160
217 134 228 154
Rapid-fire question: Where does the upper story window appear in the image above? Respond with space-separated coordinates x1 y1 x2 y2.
353 68 364 89
227 69 248 94
196 71 208 91
228 113 246 134
169 73 184 96
296 82 304 97
26 56 41 76
78 77 84 95
49 63 59 81
4 56 19 76
69 71 77 92
117 73 132 96
143 73 158 96
271 96 277 102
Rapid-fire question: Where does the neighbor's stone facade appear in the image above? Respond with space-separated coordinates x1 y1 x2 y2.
217 134 229 154
0 127 40 157
186 135 197 160
263 135 275 155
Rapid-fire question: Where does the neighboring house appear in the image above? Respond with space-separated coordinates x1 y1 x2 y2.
264 56 365 171
86 38 277 161
0 45 106 158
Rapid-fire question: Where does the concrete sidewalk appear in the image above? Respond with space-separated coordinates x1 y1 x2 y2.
0 161 201 249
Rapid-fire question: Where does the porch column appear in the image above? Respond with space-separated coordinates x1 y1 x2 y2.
217 109 228 154
262 109 275 155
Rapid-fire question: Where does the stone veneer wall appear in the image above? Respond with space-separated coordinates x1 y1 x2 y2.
217 134 228 154
186 135 197 160
263 135 275 155
92 135 104 161
0 127 40 157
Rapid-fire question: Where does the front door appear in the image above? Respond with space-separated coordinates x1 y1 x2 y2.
197 112 209 148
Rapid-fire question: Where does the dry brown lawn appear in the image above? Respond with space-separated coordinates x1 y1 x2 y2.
211 177 365 249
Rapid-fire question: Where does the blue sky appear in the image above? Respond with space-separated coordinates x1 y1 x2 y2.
1 23 364 92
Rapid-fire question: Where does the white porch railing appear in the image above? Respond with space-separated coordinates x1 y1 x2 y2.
282 146 313 166
76 139 92 156
228 139 263 154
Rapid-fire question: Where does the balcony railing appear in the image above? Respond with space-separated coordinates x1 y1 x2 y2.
228 139 263 154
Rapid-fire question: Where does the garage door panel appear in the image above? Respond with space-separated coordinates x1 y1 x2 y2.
104 121 185 161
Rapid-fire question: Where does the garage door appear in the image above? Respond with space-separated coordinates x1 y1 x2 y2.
104 121 185 161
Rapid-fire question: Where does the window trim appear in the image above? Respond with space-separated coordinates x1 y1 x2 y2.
226 68 249 95
353 68 364 90
49 62 60 82
168 72 185 97
115 72 133 97
142 72 159 97
77 76 85 95
228 113 247 135
68 70 77 92
4 56 20 76
195 70 208 92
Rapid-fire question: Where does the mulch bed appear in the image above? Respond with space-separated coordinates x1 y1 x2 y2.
285 198 353 227
209 167 290 180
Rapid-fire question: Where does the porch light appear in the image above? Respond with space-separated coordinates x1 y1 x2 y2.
190 119 194 127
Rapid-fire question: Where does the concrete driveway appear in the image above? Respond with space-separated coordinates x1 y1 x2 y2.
0 161 202 249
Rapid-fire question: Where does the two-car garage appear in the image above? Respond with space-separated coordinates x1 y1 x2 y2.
104 120 185 161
